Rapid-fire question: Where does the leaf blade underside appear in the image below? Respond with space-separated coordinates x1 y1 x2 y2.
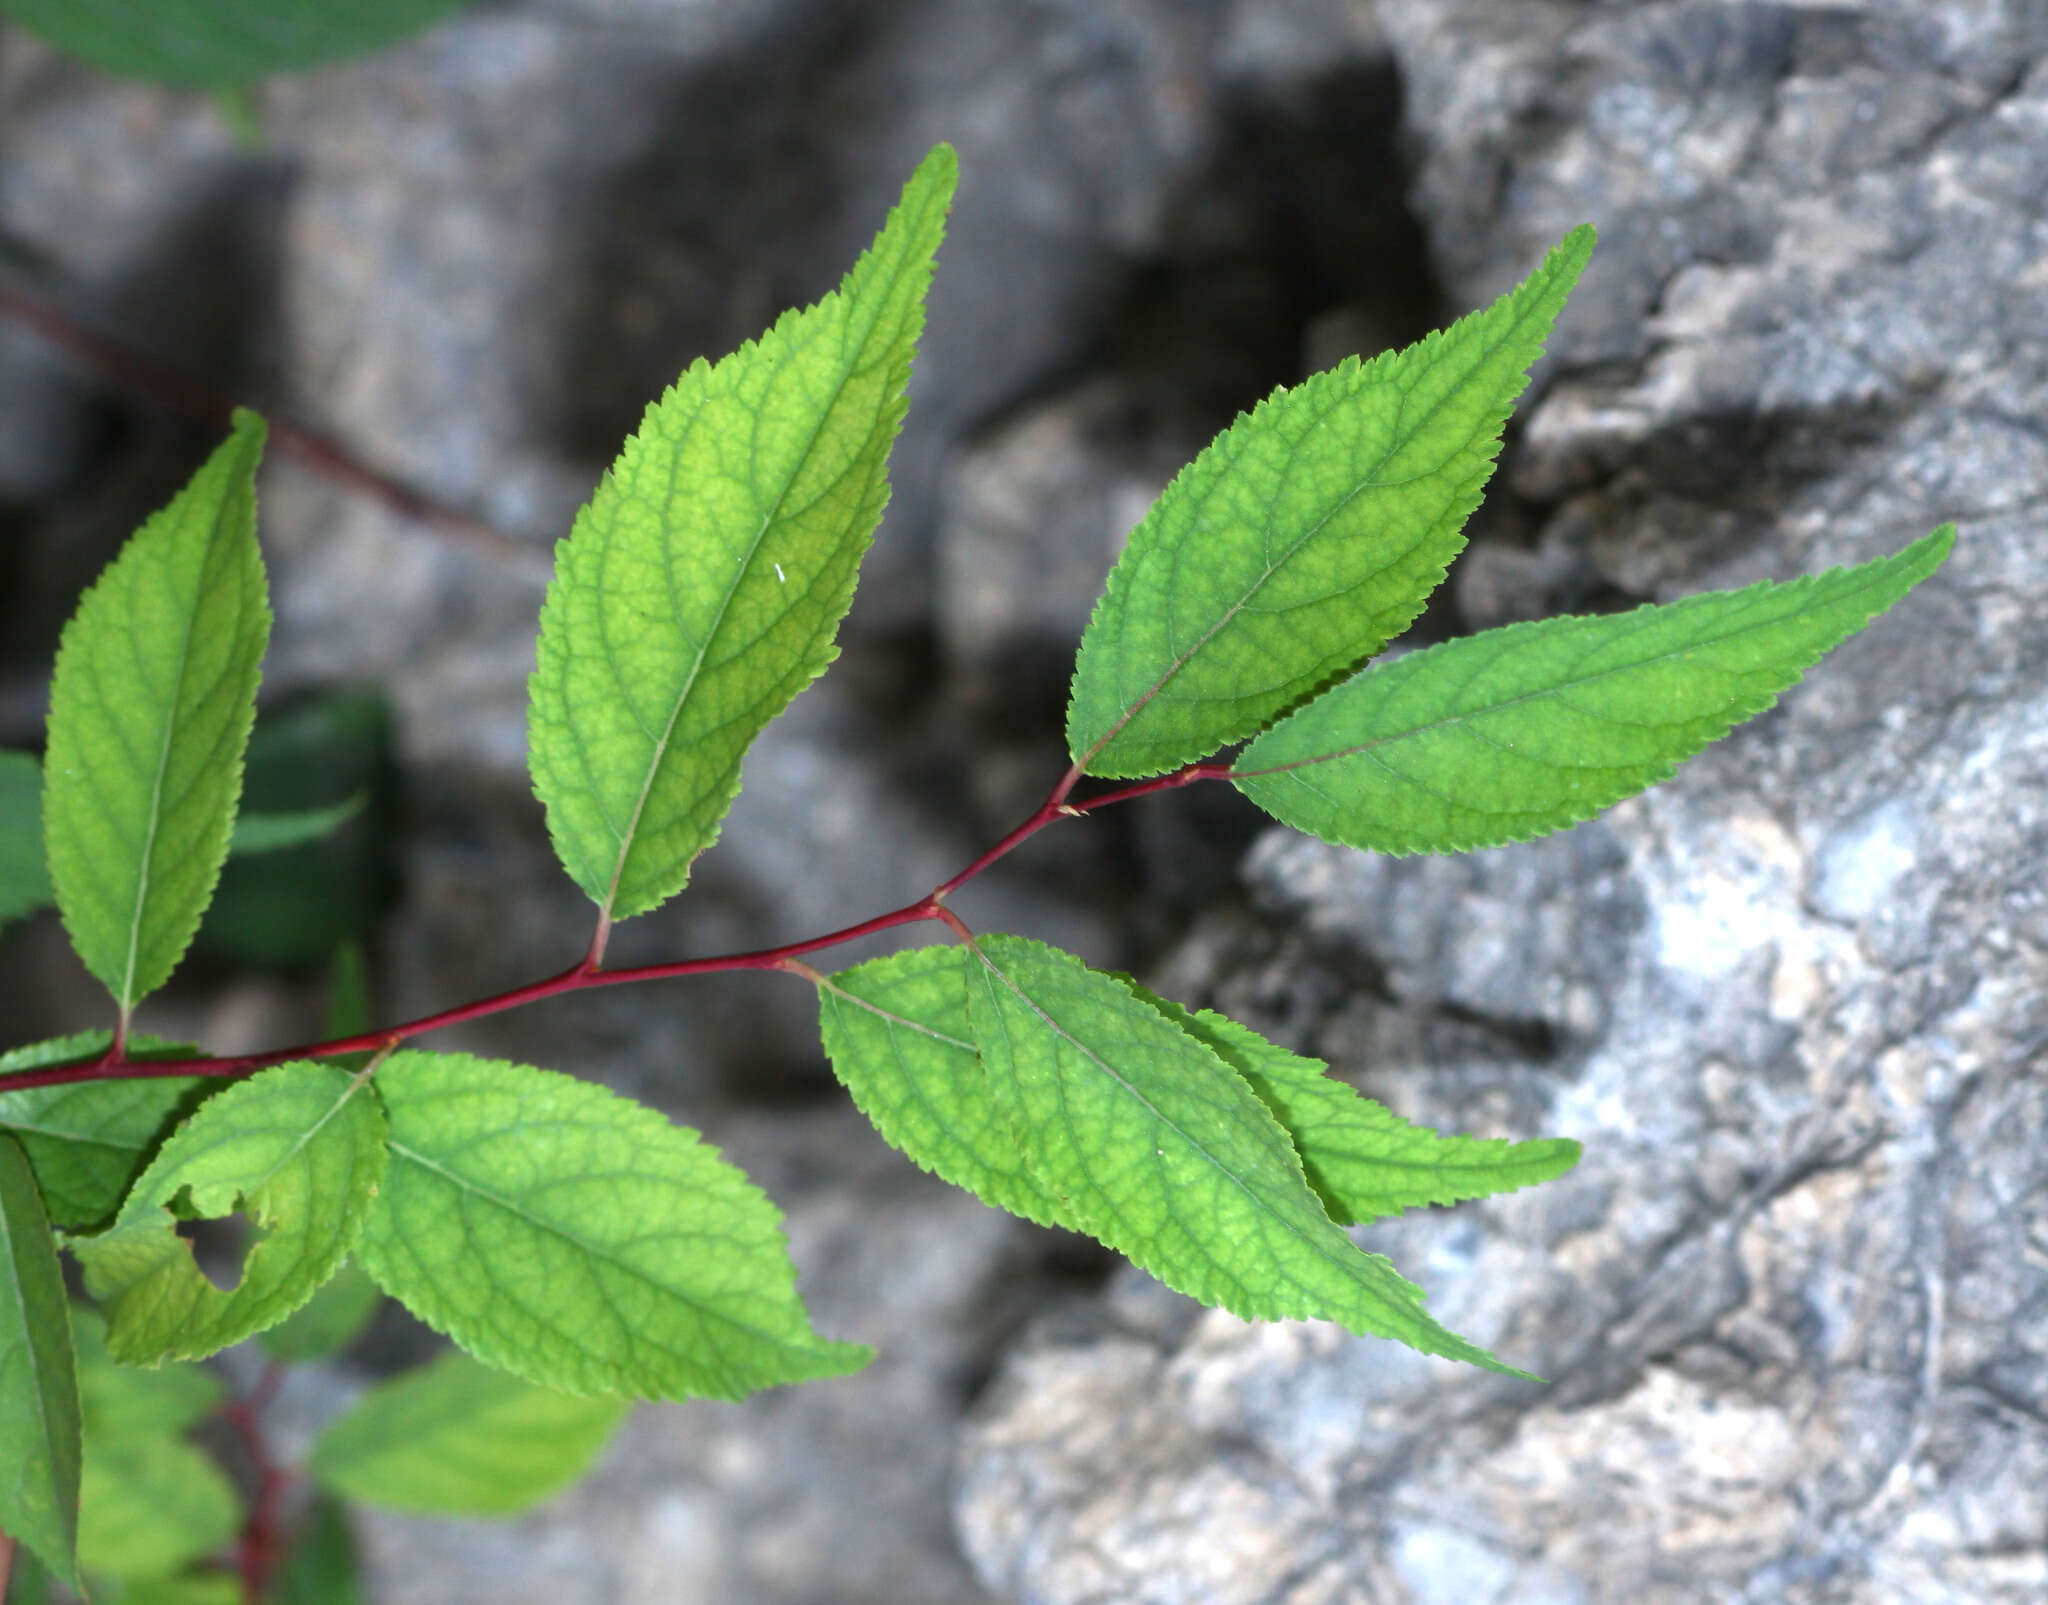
42 411 271 1016
814 946 1071 1229
528 147 955 923
1233 527 1955 854
352 1051 869 1400
1065 227 1594 778
71 1061 386 1363
1137 995 1581 1223
962 936 1527 1377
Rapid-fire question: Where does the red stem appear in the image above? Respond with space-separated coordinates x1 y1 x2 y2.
221 1363 293 1605
5 763 1233 1092
0 277 537 568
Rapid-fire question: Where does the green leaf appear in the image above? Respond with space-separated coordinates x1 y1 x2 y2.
814 947 1070 1229
0 1135 81 1589
322 941 373 1039
528 147 955 923
94 1573 242 1605
275 1497 365 1605
77 1433 238 1582
257 1261 380 1364
43 411 271 1019
71 1062 385 1364
4 1544 52 1605
963 936 1525 1376
1233 527 1956 854
353 1051 870 1399
1135 995 1580 1223
311 1349 628 1515
0 0 473 88
0 1034 208 1232
71 1308 222 1443
0 751 53 929
226 792 364 858
1066 227 1595 778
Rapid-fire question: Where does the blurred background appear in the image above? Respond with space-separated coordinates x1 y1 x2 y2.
1 1 2044 1601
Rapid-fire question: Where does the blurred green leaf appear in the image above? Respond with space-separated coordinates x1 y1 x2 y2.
258 1262 380 1364
0 0 475 89
0 751 53 930
0 1135 81 1588
312 1350 628 1515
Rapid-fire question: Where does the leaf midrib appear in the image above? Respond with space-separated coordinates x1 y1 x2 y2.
1084 272 1561 768
974 948 1427 1322
118 525 222 1015
1231 565 1895 780
597 222 923 920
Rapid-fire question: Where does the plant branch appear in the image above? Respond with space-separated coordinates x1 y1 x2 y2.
0 1530 14 1602
0 275 541 570
4 762 1234 1093
220 1362 293 1605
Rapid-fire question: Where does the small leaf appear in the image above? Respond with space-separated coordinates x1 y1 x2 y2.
1233 527 1956 854
0 1135 82 1588
0 0 473 88
1066 228 1595 778
275 1497 365 1605
43 412 271 1018
814 947 1070 1228
353 1051 870 1399
0 1034 208 1232
257 1261 381 1364
77 1433 239 1582
963 936 1525 1375
71 1062 386 1364
1136 995 1580 1223
95 1572 243 1605
529 147 955 924
322 941 373 1039
71 1308 223 1442
227 793 365 857
311 1349 628 1515
0 750 54 928
4 1544 53 1605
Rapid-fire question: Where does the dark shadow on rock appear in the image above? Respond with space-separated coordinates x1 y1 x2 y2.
0 157 292 698
540 1 884 465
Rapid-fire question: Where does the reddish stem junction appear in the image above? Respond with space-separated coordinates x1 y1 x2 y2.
5 763 1232 1093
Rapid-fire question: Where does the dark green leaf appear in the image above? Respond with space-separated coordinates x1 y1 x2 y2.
227 793 364 858
0 751 53 929
0 0 474 88
0 1135 81 1588
275 1497 365 1605
0 1034 206 1232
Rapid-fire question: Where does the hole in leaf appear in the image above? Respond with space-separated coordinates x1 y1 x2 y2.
169 1187 260 1293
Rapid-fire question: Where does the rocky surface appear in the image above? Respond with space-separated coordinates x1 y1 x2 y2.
5 0 2044 1601
956 3 2048 1603
0 1 1392 1601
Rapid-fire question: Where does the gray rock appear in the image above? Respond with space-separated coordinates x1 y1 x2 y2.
956 4 2048 1603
